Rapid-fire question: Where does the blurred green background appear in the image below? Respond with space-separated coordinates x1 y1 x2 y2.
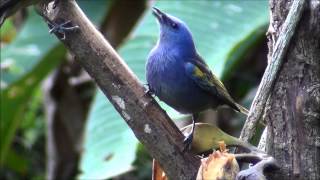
0 0 269 179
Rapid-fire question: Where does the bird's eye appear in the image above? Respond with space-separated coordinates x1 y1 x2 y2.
171 22 178 29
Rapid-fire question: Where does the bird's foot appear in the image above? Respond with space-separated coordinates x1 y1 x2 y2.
48 20 79 40
143 83 155 97
182 133 193 152
182 114 197 152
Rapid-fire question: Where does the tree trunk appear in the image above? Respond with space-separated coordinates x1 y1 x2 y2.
265 0 320 179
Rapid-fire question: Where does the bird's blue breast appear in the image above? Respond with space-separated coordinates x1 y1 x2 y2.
146 47 211 114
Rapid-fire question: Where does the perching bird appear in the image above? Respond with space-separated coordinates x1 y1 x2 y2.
146 7 249 151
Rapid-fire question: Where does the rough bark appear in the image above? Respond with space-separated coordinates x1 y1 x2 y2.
42 1 146 179
240 0 306 143
43 64 88 180
101 0 146 47
38 1 200 179
265 0 320 179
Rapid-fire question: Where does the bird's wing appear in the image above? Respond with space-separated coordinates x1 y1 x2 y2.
184 55 243 113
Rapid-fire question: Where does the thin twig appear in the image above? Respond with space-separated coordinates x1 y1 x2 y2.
239 0 306 142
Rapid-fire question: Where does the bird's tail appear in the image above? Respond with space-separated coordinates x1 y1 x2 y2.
220 96 249 116
235 103 249 116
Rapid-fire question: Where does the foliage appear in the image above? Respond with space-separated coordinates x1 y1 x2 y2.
0 1 269 179
0 1 111 178
0 10 63 165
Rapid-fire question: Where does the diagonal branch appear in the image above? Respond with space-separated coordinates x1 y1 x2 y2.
38 0 200 179
239 0 306 142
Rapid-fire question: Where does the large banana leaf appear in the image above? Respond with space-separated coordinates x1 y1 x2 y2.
0 1 110 166
80 1 269 179
79 91 138 179
0 10 62 164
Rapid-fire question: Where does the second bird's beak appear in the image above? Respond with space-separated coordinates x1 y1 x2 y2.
152 7 165 22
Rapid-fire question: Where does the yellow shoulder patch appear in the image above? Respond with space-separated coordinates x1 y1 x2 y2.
194 66 205 78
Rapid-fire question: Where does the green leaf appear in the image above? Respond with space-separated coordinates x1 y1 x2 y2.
0 1 111 166
78 0 142 178
79 90 138 179
0 19 17 43
0 9 64 164
222 24 268 81
81 1 269 179
3 150 29 174
78 1 112 24
1 12 59 87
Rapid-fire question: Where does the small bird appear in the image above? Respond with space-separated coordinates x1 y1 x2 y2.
146 7 248 151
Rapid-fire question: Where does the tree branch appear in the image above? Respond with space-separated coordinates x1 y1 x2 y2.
38 1 200 179
264 0 320 178
239 0 306 142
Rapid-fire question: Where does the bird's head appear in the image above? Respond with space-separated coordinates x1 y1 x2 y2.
152 7 195 52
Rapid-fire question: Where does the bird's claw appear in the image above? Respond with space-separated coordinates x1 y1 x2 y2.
144 83 155 96
182 133 193 152
48 20 79 40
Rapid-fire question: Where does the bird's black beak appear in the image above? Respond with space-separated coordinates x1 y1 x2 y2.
152 7 165 22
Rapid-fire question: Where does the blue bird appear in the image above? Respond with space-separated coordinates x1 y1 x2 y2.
146 7 249 151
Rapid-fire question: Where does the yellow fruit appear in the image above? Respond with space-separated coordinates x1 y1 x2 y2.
196 142 239 180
